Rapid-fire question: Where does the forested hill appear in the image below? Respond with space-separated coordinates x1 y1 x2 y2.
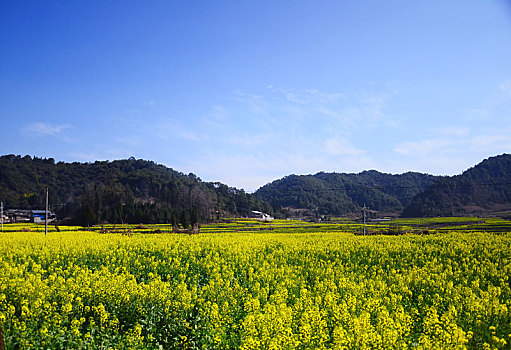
0 155 273 225
401 154 511 217
255 170 439 217
3 154 509 223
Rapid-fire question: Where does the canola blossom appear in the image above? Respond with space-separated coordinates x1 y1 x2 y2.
0 226 510 349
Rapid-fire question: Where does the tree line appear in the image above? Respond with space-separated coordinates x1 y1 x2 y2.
0 155 275 226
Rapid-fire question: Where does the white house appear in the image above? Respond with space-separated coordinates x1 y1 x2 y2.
249 210 274 222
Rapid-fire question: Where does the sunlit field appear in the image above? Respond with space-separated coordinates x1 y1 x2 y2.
1 220 510 349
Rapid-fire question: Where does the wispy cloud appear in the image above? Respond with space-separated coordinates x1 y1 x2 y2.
263 86 391 130
393 138 453 156
148 118 203 143
429 126 471 137
468 133 511 153
324 138 364 156
166 84 402 189
232 91 269 116
393 126 472 157
273 87 345 105
22 122 71 136
391 126 511 176
393 128 510 158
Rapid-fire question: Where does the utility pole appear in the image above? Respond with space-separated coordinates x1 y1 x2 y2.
1 201 3 231
363 204 367 235
45 187 48 236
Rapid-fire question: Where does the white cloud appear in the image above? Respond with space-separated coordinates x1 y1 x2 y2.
180 131 201 142
386 120 400 128
393 138 452 156
148 118 202 142
22 122 71 136
324 138 364 156
232 91 269 116
468 133 511 153
160 85 402 190
389 126 511 177
429 126 470 137
273 87 345 105
145 83 510 190
222 132 275 148
179 134 377 191
180 153 284 191
261 86 394 134
209 105 231 122
383 155 473 176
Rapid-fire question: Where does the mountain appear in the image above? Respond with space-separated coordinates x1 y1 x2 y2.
401 154 511 217
255 170 439 217
0 155 273 225
2 154 509 223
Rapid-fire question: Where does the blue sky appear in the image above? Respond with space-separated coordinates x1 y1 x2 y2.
1 1 511 191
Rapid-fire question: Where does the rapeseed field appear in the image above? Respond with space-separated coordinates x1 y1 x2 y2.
0 224 510 349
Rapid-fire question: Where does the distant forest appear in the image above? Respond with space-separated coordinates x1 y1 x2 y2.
401 154 511 217
0 155 274 226
256 154 511 218
255 171 439 217
1 154 510 224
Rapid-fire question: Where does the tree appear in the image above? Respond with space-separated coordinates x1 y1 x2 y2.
179 209 191 228
81 204 96 227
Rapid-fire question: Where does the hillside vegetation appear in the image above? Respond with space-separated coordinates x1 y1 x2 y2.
402 154 511 217
0 155 272 225
256 154 511 218
1 153 510 221
255 171 438 217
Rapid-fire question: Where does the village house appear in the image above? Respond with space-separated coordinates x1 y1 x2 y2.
4 209 56 223
249 210 274 222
